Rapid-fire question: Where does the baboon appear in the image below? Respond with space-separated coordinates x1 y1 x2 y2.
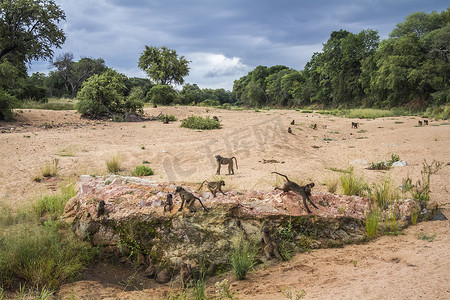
424 119 428 125
352 122 359 129
418 120 423 126
153 103 157 108
213 116 219 122
215 155 238 175
272 172 318 214
312 123 317 130
175 186 208 212
180 263 200 288
198 180 226 197
288 127 293 134
163 116 169 124
290 120 295 125
163 194 173 212
262 226 283 260
96 200 105 218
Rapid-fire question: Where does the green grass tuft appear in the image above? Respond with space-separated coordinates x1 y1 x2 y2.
339 172 368 196
106 155 121 174
230 235 257 280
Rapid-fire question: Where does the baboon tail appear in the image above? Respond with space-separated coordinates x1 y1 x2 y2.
271 172 290 182
232 157 238 169
198 180 208 191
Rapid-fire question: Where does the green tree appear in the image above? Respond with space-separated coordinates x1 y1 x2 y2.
138 45 190 86
179 83 203 105
51 53 107 98
76 69 142 119
146 84 177 105
0 0 66 63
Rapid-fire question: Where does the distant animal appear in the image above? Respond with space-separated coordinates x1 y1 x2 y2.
153 103 157 108
180 263 199 288
288 127 293 134
198 180 226 197
213 116 219 122
311 124 317 130
175 186 208 212
290 120 295 125
163 116 169 124
215 155 238 175
164 194 173 212
418 120 423 126
351 122 359 129
423 119 428 125
272 172 317 214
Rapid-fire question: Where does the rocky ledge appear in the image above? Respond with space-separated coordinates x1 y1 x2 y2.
62 175 424 284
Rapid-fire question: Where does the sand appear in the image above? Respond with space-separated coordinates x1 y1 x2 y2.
0 107 449 299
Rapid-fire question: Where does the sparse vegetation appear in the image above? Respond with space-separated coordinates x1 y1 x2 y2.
40 158 59 178
181 115 221 130
339 172 368 196
324 176 339 193
158 114 177 122
282 287 306 300
230 235 257 280
132 165 154 176
106 154 121 174
366 209 380 237
0 187 95 292
371 177 398 210
417 232 436 242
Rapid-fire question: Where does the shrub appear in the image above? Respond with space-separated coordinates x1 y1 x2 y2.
198 99 220 107
157 114 177 122
132 165 154 176
230 235 257 280
146 85 177 105
0 88 17 121
76 70 143 119
106 155 121 174
181 116 221 130
40 158 59 178
34 184 76 220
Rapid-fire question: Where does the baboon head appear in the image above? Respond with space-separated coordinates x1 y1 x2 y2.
175 186 183 193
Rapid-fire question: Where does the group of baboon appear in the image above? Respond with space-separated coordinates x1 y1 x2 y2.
418 119 428 126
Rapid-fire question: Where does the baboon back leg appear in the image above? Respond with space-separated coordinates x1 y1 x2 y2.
178 199 185 211
264 245 272 259
228 163 233 175
196 198 209 211
302 195 312 213
307 196 319 209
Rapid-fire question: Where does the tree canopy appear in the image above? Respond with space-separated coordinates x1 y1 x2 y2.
138 45 190 86
0 0 66 63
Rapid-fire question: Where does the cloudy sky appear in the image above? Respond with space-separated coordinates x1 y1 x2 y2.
30 0 448 91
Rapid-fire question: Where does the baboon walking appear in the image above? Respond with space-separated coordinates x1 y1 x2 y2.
290 120 295 125
198 180 226 197
351 122 359 129
215 155 238 175
96 200 106 218
418 120 423 126
424 119 428 125
163 116 169 124
213 116 219 122
175 186 208 212
272 172 318 213
288 127 293 134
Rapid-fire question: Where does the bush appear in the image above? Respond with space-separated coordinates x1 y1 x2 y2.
371 178 398 210
132 165 154 176
198 99 220 107
181 116 221 130
366 209 380 237
146 85 177 105
157 114 177 122
0 88 17 121
76 70 143 119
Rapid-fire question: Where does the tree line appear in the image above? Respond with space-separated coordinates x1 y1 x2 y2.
234 8 449 110
1 0 448 120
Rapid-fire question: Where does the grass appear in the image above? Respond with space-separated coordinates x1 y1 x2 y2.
180 115 221 130
282 287 306 300
417 232 436 242
327 166 354 174
230 235 257 280
58 145 77 157
40 158 59 178
17 98 77 110
339 172 368 196
0 187 95 293
324 176 339 193
132 165 154 176
106 154 121 174
371 178 398 210
366 209 380 237
318 108 412 119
